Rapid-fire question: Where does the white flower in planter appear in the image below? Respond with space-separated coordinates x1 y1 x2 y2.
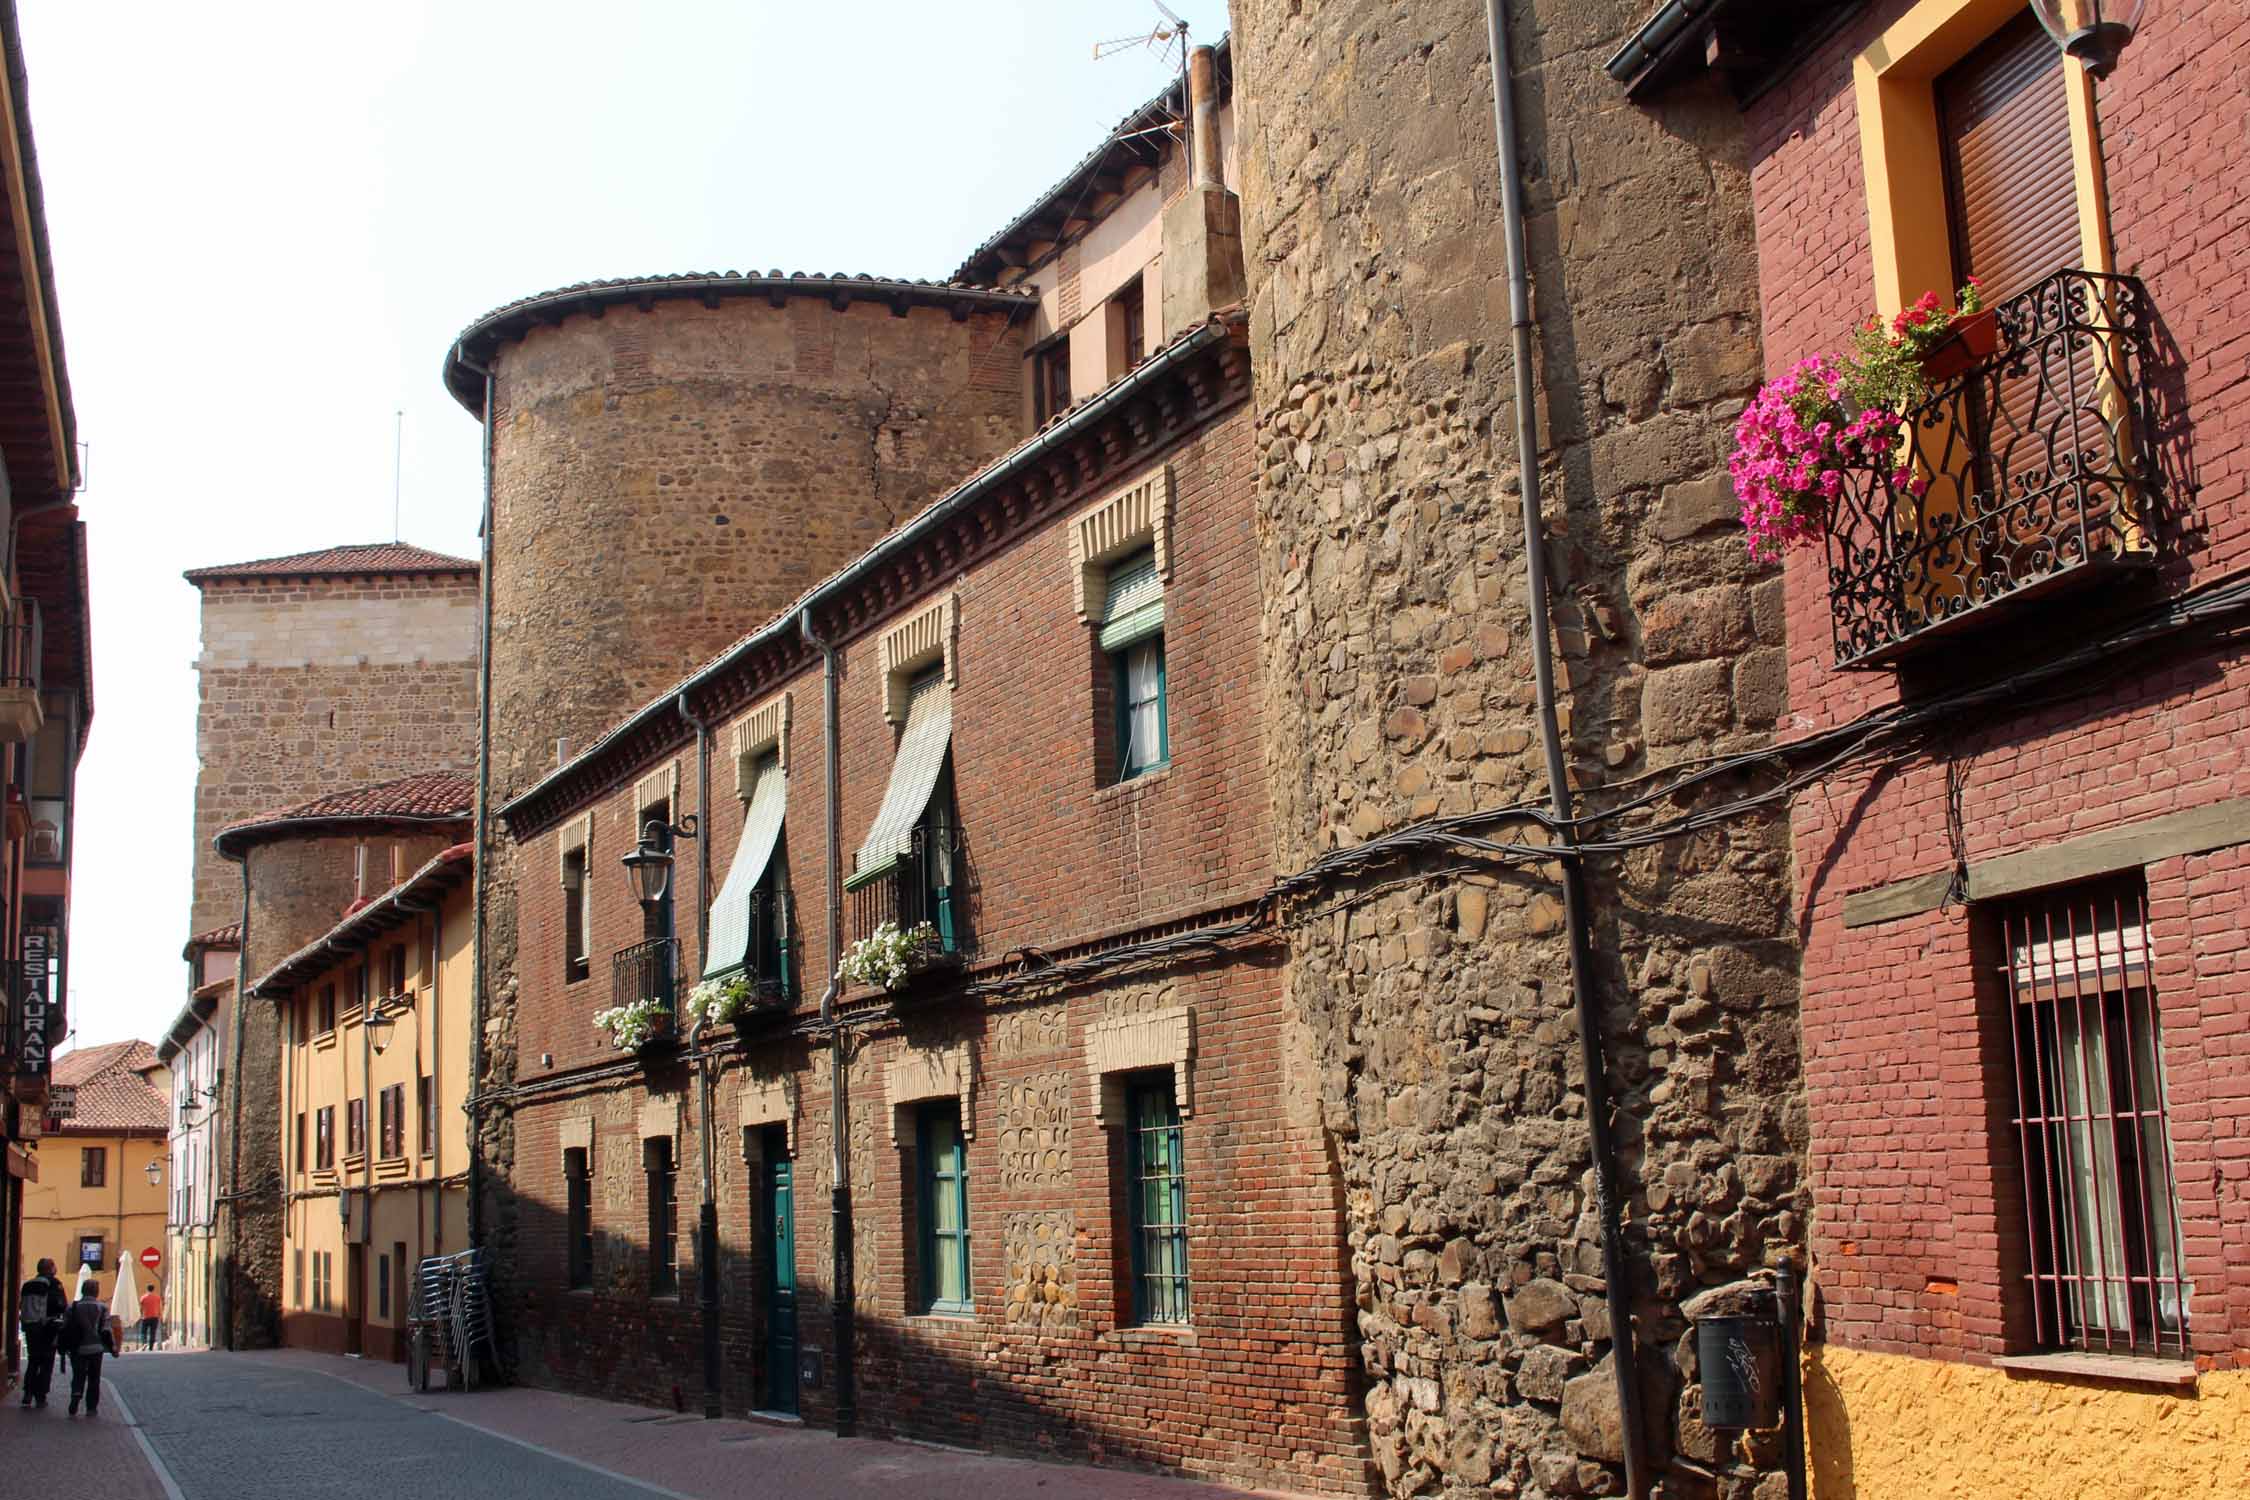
837 921 938 992
593 998 672 1051
684 974 753 1027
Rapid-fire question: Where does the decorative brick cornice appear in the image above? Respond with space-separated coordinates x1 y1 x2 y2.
730 692 791 794
877 594 957 724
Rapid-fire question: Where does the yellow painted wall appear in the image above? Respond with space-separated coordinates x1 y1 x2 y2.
278 874 471 1332
22 1130 169 1299
1807 1345 2250 1499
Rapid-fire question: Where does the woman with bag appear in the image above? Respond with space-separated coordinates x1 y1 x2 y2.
59 1278 123 1418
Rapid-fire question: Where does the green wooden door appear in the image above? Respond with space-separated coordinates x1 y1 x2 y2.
762 1143 799 1414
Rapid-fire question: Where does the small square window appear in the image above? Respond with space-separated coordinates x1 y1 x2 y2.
1032 339 1072 427
563 847 591 984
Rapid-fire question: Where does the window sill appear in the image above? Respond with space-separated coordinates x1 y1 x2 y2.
1994 1352 2197 1390
910 1308 977 1324
1099 765 1173 801
312 1032 338 1051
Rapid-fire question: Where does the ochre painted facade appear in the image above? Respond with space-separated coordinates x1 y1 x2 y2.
1805 1347 2250 1500
23 1128 167 1296
269 855 474 1361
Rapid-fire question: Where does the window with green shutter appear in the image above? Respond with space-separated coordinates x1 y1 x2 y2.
1102 549 1167 780
918 1104 972 1314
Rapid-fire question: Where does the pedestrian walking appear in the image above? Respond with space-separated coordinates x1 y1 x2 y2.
16 1257 67 1408
137 1284 163 1351
59 1278 121 1418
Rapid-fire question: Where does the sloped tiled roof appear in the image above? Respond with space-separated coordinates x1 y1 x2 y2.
50 1040 167 1133
183 541 477 585
181 921 240 959
215 770 473 857
247 842 474 999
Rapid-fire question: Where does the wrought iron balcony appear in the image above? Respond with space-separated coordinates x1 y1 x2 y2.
848 825 968 975
612 936 679 1024
1824 269 2166 669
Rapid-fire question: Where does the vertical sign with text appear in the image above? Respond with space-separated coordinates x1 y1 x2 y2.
18 926 51 1078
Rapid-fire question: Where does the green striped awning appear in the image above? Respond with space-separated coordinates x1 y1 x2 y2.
1098 550 1164 653
703 753 785 979
847 674 952 891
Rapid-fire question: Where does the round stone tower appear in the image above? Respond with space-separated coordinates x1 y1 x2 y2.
1234 4 1805 1495
445 273 1032 804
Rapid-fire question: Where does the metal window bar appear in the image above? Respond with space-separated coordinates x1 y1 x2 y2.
2001 883 2189 1357
746 888 797 1006
1823 269 2166 667
1 599 39 690
612 936 679 1018
1129 1086 1190 1325
847 825 968 961
647 1140 678 1296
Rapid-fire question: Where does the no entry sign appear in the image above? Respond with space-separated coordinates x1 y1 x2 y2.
140 1247 161 1270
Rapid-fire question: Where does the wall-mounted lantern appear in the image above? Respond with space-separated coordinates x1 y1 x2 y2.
622 815 699 909
2030 0 2149 78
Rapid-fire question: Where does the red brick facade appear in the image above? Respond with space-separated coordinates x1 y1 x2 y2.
496 361 1369 1492
1746 0 2250 1372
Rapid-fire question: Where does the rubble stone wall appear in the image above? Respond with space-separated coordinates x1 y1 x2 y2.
1232 3 1805 1494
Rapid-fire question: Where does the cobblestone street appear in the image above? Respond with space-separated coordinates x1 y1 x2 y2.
4 1349 1309 1500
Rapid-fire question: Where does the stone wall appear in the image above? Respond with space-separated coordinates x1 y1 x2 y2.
1233 3 1804 1495
189 574 479 934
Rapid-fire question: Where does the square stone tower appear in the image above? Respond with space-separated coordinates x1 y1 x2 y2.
183 543 480 937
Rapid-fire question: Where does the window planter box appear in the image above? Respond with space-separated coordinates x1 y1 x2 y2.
1917 306 1999 384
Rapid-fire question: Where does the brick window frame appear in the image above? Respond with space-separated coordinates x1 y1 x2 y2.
1066 466 1174 624
876 594 958 726
738 1071 796 1154
1084 1005 1194 1126
730 691 791 795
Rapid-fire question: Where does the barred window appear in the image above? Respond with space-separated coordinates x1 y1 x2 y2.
566 1147 593 1291
1998 878 2188 1357
1126 1075 1190 1324
646 1137 678 1296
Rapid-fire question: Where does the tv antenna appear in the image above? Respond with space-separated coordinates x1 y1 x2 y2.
1093 0 1187 71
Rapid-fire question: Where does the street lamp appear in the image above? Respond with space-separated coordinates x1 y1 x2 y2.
144 1158 163 1187
622 815 698 909
368 1003 398 1056
2029 0 2149 78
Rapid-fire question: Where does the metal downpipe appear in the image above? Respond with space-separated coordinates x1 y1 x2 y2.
799 605 854 1436
1484 3 1650 1495
220 853 250 1350
679 691 723 1420
458 348 498 1254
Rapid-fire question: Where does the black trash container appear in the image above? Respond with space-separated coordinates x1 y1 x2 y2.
1697 1311 1782 1429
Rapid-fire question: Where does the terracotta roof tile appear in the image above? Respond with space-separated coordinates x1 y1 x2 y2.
184 541 477 585
246 842 474 998
50 1040 168 1133
183 921 240 956
216 771 473 857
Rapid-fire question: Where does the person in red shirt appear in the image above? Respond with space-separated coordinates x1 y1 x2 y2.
136 1285 162 1351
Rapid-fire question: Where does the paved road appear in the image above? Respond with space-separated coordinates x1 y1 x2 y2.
103 1351 1308 1500
113 1352 667 1500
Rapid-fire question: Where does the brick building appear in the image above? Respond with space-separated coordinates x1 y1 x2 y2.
451 45 1384 1496
1612 0 2250 1491
0 0 92 1385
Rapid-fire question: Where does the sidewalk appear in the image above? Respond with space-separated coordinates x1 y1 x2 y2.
280 1348 1315 1500
0 1361 171 1498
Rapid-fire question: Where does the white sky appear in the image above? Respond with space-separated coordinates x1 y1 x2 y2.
23 0 1230 1057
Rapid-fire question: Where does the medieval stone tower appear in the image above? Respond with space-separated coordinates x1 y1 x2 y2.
1234 3 1805 1494
184 544 480 935
442 273 1033 1293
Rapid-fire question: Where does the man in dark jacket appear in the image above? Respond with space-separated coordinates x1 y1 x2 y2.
16 1257 66 1408
60 1278 120 1418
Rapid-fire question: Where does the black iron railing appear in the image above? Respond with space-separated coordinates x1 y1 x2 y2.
848 825 968 971
745 890 797 1008
1824 270 2166 668
1 601 39 691
612 936 679 1020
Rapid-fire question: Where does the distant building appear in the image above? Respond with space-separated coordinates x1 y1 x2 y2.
208 772 474 1348
22 1041 169 1301
157 924 237 1349
247 841 473 1361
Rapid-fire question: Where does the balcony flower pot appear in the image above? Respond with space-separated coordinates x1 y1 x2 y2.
593 997 675 1053
1918 308 1999 384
